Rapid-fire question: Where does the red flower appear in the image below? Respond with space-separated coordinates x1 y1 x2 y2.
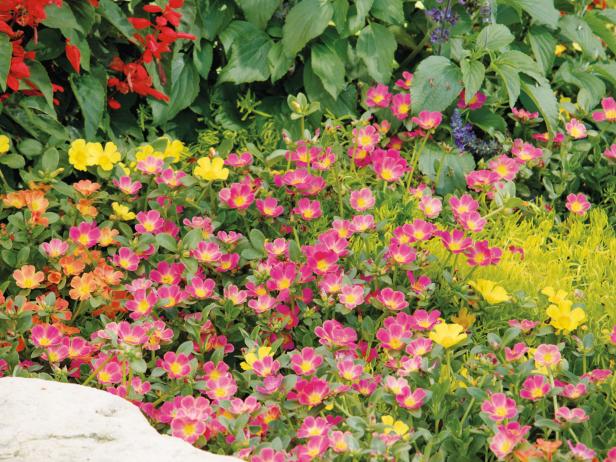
65 39 81 74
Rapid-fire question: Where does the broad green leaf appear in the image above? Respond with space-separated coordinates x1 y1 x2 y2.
520 79 558 134
418 145 475 195
590 62 616 87
356 23 396 83
504 0 559 28
236 0 281 29
69 67 107 139
332 0 350 37
199 0 236 40
0 35 11 92
585 11 616 55
410 56 462 113
156 233 178 252
98 0 136 42
193 42 213 79
219 21 273 83
460 59 485 103
303 59 357 118
475 24 514 51
41 148 59 172
311 40 346 98
469 108 507 135
559 15 606 61
268 41 294 82
18 139 43 157
0 154 26 169
370 0 404 25
27 62 55 111
348 0 373 34
556 62 605 112
495 50 545 84
528 26 557 75
153 54 200 123
493 63 520 108
282 0 333 56
42 2 82 32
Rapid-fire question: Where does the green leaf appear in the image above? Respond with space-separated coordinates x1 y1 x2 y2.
41 148 59 172
460 59 485 103
311 40 346 98
590 62 616 87
153 54 200 123
585 11 616 55
559 15 605 61
0 154 25 169
156 233 178 252
356 23 396 83
475 24 514 51
504 0 559 28
493 63 520 108
332 0 350 37
69 67 107 139
303 59 358 118
0 35 11 92
282 0 333 56
469 108 507 134
98 0 136 42
220 21 273 83
555 62 605 112
27 61 55 111
42 2 82 32
193 42 213 79
528 26 557 75
495 50 545 84
348 0 373 34
410 56 462 113
18 139 43 157
236 0 281 29
520 79 558 134
370 0 404 25
268 41 294 82
418 145 475 195
199 0 236 40
248 229 266 252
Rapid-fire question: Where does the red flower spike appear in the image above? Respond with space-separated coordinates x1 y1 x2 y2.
65 39 81 74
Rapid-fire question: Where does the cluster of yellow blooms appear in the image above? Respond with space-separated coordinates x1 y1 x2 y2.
543 287 586 333
193 156 229 181
0 134 10 154
135 139 185 163
68 139 121 171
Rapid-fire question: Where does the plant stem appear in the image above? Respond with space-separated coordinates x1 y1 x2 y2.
83 355 113 387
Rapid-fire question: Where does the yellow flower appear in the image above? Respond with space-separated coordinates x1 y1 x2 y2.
68 139 91 171
554 44 567 56
541 287 569 306
135 145 162 161
194 157 229 181
381 415 409 438
96 142 121 171
429 322 468 349
117 162 131 175
469 279 511 305
240 346 272 371
164 139 185 162
0 134 10 154
546 301 586 333
111 202 136 221
451 307 476 329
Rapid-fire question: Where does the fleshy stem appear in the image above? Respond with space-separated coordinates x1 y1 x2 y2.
406 134 430 191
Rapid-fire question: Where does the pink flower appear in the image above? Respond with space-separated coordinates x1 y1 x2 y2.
566 118 587 139
418 195 442 218
610 325 616 345
508 319 538 332
365 83 392 108
40 239 69 258
555 406 589 424
252 356 281 378
191 241 222 264
396 386 428 410
406 338 433 356
591 96 616 122
113 176 142 194
488 155 520 181
449 193 479 217
251 448 286 462
297 416 331 438
117 321 149 346
566 193 591 216
372 149 408 182
290 347 323 376
395 71 413 90
390 93 411 120
248 294 277 314
336 358 363 381
288 377 330 406
534 344 561 368
511 107 539 122
387 243 417 266
267 262 297 291
457 90 486 110
156 168 186 188
353 125 380 150
436 229 473 254
94 357 123 385
376 322 408 351
161 351 193 379
136 156 164 175
457 211 486 233
489 422 530 460
567 441 596 461
481 393 518 422
125 289 158 320
205 375 238 401
511 139 542 163
219 183 255 210
466 169 500 192
504 342 528 361
520 375 550 401
186 276 216 300
225 151 253 167
376 288 409 311
338 284 365 310
315 320 357 348
465 240 502 266
351 214 375 232
409 309 440 331
171 417 206 444
293 198 322 221
349 188 375 211
557 381 587 399
112 246 140 271
69 222 100 248
605 144 616 161
604 446 616 462
30 324 62 348
412 111 442 130
135 210 164 234
256 197 284 218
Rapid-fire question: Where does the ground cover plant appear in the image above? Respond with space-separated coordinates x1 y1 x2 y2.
1 0 616 461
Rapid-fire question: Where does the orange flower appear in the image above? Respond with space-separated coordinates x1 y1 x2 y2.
76 199 98 218
93 264 123 286
13 265 45 289
73 179 101 196
69 272 99 301
2 191 28 208
99 227 119 247
59 256 86 276
47 271 63 285
536 439 562 462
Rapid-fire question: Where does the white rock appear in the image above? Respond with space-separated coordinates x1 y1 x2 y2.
0 377 243 462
